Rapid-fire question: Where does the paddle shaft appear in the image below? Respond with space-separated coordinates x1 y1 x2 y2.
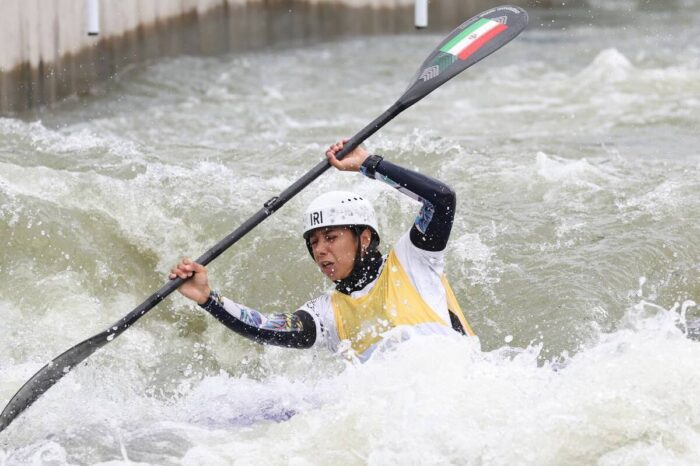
110 101 403 340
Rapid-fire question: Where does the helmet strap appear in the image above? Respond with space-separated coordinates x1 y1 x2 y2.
334 227 383 295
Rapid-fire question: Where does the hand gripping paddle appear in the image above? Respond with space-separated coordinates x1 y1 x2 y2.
0 5 527 434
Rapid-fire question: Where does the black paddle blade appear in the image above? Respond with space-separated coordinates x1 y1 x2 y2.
0 331 111 433
400 5 528 108
0 279 176 434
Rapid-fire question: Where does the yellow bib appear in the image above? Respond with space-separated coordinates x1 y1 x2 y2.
331 250 475 356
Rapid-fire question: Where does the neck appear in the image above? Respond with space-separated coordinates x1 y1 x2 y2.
334 248 383 295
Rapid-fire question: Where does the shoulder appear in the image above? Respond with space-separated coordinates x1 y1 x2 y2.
298 293 332 319
394 230 445 274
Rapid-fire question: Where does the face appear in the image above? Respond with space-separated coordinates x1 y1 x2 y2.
309 227 371 281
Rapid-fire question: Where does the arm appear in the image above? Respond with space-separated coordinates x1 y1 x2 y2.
200 294 316 349
325 140 456 251
362 157 455 252
169 258 316 348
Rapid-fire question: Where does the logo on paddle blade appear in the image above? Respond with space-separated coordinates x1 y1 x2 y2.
419 65 440 82
491 16 508 25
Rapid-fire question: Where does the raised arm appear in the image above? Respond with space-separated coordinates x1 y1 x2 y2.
325 140 456 251
362 156 455 251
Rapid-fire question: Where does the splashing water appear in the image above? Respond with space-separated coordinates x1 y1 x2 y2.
1 3 700 464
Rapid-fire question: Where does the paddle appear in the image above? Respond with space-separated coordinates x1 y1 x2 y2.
0 5 527 433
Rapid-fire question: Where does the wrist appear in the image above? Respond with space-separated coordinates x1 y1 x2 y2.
197 287 214 305
361 154 383 178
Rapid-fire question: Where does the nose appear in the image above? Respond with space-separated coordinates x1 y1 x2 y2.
312 238 329 260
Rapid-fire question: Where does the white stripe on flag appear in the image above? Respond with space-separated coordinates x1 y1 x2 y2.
445 20 500 56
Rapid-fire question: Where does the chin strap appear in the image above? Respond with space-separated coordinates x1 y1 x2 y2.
334 246 384 295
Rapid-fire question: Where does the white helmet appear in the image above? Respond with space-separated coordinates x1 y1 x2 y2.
302 190 380 244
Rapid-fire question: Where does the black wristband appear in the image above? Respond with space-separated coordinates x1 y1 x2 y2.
200 289 223 309
362 154 383 178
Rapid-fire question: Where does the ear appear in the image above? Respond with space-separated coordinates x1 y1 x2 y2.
360 228 372 251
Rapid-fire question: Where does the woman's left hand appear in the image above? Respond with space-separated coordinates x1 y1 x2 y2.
325 138 368 172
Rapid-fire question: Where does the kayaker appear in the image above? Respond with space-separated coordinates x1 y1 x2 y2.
170 139 474 360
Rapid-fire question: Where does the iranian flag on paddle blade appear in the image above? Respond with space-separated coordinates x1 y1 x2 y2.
440 18 508 61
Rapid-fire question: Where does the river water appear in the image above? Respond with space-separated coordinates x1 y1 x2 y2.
1 1 699 464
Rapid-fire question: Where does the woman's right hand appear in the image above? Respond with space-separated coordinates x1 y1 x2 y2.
169 258 211 305
325 138 368 172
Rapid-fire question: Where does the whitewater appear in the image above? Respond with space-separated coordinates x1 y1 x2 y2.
1 2 699 464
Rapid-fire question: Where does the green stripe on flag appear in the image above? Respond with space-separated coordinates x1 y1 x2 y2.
440 18 491 53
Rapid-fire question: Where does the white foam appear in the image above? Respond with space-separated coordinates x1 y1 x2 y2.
619 179 685 219
578 48 634 84
161 306 700 464
535 151 605 186
451 232 502 288
0 118 141 159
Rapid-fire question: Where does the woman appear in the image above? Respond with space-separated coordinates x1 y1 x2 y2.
170 140 474 360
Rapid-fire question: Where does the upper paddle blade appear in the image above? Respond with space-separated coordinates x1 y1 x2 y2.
400 5 528 107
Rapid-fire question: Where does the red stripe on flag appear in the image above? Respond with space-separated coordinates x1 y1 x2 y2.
458 23 508 60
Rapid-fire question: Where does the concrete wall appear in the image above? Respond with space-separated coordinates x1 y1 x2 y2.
0 0 232 70
0 0 545 115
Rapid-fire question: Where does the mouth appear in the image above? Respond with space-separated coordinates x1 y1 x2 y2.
319 261 335 275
